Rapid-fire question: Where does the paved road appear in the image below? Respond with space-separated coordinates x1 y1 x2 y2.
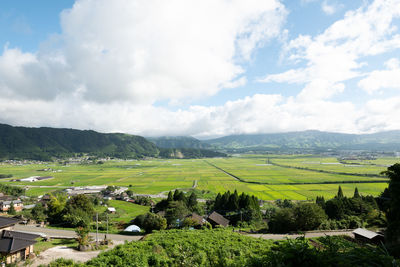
245 231 354 240
14 225 144 241
14 225 354 242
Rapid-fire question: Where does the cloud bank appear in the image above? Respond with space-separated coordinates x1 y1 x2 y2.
0 0 400 137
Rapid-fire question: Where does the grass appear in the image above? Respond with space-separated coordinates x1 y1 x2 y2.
102 200 150 222
34 238 78 254
0 155 396 200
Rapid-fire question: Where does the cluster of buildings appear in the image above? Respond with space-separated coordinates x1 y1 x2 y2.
0 194 24 213
11 176 54 182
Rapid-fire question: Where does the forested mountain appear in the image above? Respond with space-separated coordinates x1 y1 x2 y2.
0 124 226 160
0 124 159 160
204 130 400 152
147 136 211 149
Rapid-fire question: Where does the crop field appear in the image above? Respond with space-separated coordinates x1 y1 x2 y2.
0 155 396 200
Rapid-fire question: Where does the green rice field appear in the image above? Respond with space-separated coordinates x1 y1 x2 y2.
0 155 397 200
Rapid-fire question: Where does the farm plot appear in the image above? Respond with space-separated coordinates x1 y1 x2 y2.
206 157 388 184
271 157 388 176
0 156 393 200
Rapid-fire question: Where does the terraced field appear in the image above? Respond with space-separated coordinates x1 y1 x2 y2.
0 155 396 200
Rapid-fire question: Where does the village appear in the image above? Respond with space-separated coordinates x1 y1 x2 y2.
0 179 388 266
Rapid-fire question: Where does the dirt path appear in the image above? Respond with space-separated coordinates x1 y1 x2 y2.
29 241 123 267
245 231 354 240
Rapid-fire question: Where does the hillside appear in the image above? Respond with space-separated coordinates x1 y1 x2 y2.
204 130 400 152
147 136 211 149
0 124 159 160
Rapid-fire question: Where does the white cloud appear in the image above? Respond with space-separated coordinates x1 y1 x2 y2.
358 58 400 94
2 92 397 138
260 0 400 100
0 0 287 104
321 1 340 15
1 0 400 137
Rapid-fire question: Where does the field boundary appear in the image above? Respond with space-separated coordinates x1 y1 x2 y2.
204 161 388 185
269 160 386 178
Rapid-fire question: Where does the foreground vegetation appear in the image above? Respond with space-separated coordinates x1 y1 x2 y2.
45 229 398 267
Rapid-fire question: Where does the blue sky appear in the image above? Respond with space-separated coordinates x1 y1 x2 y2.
0 0 399 138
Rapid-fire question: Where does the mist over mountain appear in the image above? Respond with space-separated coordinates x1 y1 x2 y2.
204 130 400 152
147 136 211 149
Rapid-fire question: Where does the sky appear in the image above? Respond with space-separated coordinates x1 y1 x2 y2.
0 0 400 139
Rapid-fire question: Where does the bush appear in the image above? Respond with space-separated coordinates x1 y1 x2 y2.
294 203 327 231
133 213 166 233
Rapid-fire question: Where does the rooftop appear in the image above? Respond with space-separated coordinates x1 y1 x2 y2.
207 211 229 227
0 230 39 253
353 228 383 239
0 217 21 229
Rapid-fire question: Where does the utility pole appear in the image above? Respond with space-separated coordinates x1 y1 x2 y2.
96 212 98 243
106 213 109 240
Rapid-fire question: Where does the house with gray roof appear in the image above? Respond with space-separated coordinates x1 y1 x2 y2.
0 199 23 212
207 211 229 227
0 217 39 264
353 228 384 244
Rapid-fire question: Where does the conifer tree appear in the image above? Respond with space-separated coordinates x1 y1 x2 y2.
167 191 173 202
353 187 360 198
188 192 197 209
173 189 180 201
337 186 344 198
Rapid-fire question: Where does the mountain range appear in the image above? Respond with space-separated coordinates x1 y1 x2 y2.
1 123 400 160
0 124 224 160
151 130 400 153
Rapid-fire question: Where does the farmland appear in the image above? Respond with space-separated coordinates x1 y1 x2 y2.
0 155 396 200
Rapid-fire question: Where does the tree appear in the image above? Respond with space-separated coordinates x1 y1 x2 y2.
8 202 16 215
315 196 325 209
31 203 47 222
133 213 166 233
337 186 344 198
269 208 296 233
353 187 360 198
75 226 90 247
187 192 197 209
325 198 345 220
382 163 400 256
167 191 173 202
294 203 327 231
165 201 190 226
63 195 94 228
47 193 67 224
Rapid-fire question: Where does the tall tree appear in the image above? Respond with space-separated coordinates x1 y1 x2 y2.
167 191 173 202
353 187 360 198
337 186 344 198
383 163 400 256
187 192 197 209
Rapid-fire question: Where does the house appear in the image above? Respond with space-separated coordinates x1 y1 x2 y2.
0 217 40 264
207 211 229 227
0 217 21 231
353 228 385 244
0 200 23 212
187 213 206 226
